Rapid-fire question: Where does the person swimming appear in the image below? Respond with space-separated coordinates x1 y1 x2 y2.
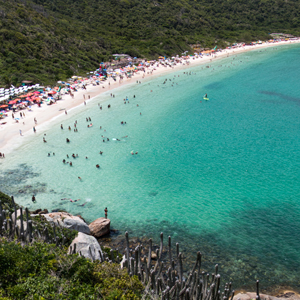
96 164 100 168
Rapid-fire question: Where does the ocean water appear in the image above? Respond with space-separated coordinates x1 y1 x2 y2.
1 44 300 292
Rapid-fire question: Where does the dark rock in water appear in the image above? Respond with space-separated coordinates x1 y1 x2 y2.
52 208 67 212
31 208 42 214
149 191 158 197
38 209 49 214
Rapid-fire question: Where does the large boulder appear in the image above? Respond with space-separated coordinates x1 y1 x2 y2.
234 292 300 300
68 232 103 261
89 217 110 238
43 212 90 234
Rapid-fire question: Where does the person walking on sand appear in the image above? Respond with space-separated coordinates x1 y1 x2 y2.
104 207 108 218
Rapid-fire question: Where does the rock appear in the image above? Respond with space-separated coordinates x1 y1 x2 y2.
76 214 87 223
31 208 42 214
68 232 103 261
89 217 110 238
151 251 157 260
38 209 48 214
43 212 90 234
234 292 300 300
11 209 21 222
16 219 27 232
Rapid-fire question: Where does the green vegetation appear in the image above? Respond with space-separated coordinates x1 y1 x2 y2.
0 191 19 213
0 0 299 86
0 239 144 299
0 191 143 299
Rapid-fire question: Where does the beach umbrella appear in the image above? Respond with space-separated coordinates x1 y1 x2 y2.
33 91 40 94
0 105 8 108
8 100 17 104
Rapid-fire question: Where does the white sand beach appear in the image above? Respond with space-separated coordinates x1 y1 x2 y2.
0 40 299 155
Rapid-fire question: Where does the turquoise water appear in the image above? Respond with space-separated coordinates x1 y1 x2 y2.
1 44 300 292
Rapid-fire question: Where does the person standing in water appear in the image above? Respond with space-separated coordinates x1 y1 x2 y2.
104 207 108 218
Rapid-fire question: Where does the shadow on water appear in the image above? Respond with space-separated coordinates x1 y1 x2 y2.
259 91 300 104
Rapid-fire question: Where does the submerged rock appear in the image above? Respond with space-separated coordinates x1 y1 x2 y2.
89 217 110 238
68 232 103 261
31 208 42 214
43 212 90 234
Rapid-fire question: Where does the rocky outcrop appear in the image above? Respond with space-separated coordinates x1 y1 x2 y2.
234 292 300 300
68 232 103 261
43 212 90 234
89 217 110 238
11 208 21 222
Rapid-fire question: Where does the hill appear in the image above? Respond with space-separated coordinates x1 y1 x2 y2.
0 0 300 86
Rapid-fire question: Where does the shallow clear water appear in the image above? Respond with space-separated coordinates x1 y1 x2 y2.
1 44 300 292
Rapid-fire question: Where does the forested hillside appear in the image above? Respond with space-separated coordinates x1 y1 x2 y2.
0 0 299 86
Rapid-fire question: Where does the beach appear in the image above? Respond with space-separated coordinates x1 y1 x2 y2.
1 39 300 292
1 39 299 155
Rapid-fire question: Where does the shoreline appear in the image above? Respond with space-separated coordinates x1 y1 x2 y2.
1 40 300 155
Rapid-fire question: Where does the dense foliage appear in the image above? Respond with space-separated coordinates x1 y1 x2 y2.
0 239 144 299
0 0 299 86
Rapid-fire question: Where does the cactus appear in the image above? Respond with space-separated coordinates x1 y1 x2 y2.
147 238 152 270
12 196 17 229
159 232 163 260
